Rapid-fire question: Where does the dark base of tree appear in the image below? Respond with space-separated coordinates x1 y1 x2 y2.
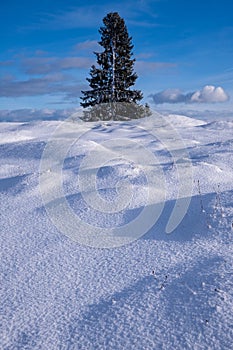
81 102 152 122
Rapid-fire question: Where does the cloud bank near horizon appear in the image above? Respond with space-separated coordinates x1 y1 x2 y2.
1 107 232 123
0 108 82 122
150 85 229 104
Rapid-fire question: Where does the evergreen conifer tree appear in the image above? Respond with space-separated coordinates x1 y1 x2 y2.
80 12 151 121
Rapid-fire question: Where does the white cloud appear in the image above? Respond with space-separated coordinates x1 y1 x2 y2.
22 56 93 75
190 85 229 103
136 61 176 73
0 60 13 66
0 74 85 100
74 40 100 52
150 85 229 104
19 2 160 32
149 89 190 104
0 108 81 122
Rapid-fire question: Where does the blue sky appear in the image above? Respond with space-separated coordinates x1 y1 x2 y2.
1 0 233 118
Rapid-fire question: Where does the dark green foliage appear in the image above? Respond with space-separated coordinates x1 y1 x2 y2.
81 102 151 121
80 12 151 121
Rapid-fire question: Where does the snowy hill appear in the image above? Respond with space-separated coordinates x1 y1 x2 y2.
1 113 233 349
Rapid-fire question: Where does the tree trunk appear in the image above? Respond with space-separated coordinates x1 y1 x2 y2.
111 39 116 102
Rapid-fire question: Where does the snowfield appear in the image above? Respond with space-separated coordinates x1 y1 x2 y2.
1 113 233 349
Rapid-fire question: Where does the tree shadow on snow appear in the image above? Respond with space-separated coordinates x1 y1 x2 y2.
142 189 232 243
0 174 29 194
61 255 228 350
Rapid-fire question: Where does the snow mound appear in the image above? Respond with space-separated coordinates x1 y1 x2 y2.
1 113 233 349
166 114 207 127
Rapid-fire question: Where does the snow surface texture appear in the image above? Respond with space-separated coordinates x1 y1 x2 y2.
1 113 233 349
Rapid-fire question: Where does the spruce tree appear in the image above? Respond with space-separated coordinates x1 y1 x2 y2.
80 12 151 121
